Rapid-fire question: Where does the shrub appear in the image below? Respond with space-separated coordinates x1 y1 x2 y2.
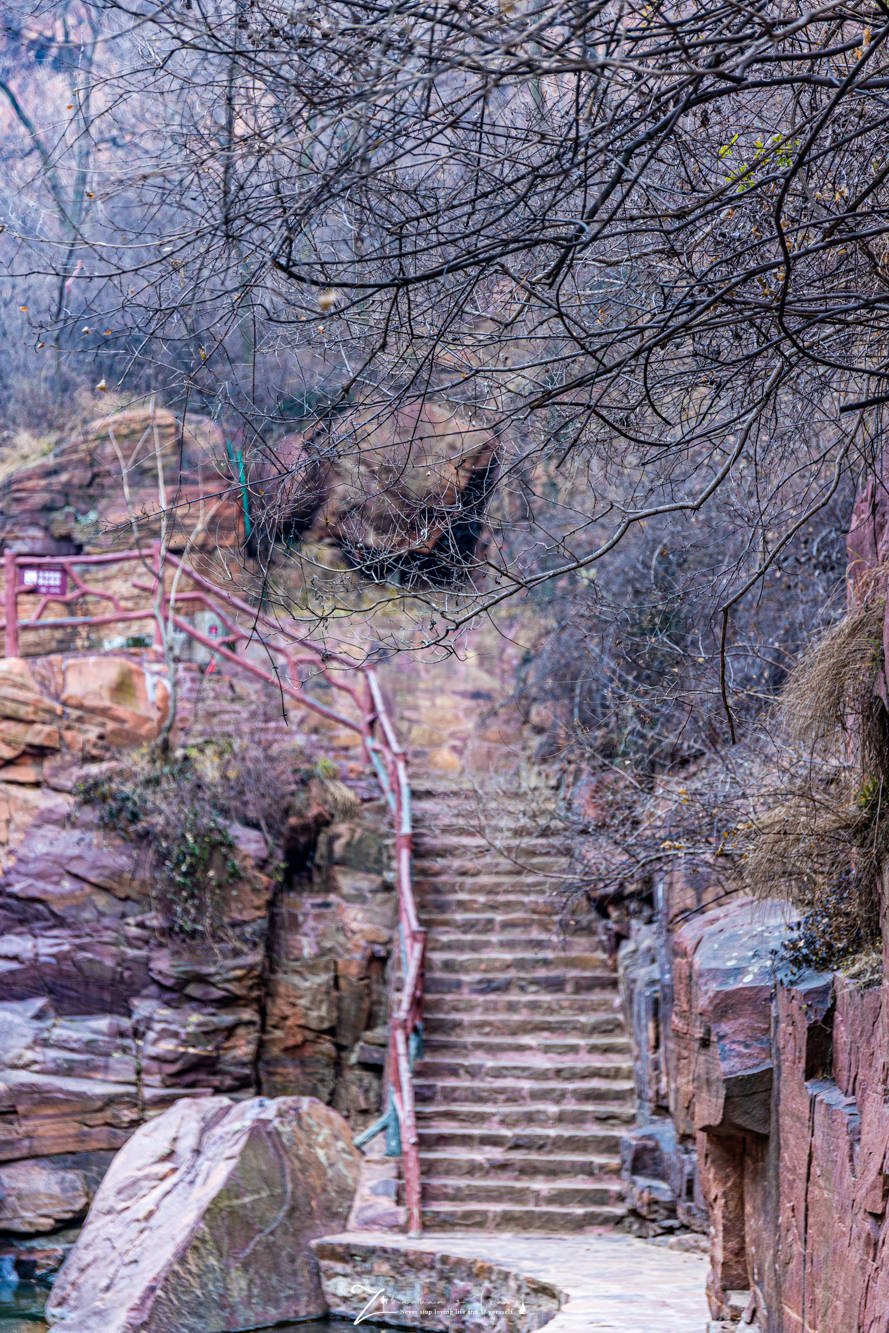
78 736 311 939
547 566 889 983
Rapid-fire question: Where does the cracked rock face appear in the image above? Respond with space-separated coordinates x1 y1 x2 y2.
45 1095 361 1333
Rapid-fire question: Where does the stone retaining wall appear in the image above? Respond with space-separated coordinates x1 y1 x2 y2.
313 1236 562 1333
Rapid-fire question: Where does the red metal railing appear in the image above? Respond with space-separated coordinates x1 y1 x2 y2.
0 546 426 1234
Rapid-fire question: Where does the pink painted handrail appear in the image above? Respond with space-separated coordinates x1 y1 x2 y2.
0 547 425 1234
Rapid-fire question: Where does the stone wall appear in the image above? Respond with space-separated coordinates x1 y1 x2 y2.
621 873 889 1332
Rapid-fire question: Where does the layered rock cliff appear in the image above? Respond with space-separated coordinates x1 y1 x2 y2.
0 650 395 1280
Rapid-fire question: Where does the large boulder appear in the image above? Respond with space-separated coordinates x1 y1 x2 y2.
247 400 496 580
46 1095 361 1333
323 400 494 563
245 433 334 546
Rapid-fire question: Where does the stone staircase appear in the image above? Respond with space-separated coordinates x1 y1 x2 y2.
407 780 635 1232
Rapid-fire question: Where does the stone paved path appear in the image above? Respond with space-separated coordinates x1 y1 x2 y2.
441 1233 709 1332
320 1230 709 1332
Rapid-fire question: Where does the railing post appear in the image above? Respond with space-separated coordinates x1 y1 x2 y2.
4 551 18 659
151 540 164 649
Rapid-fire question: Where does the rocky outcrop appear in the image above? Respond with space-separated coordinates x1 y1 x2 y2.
0 406 236 556
0 1158 89 1234
617 920 708 1239
669 899 788 1142
0 657 395 1272
0 655 169 783
249 400 495 581
0 998 140 1165
626 878 889 1332
45 1095 361 1332
258 809 395 1118
614 469 889 1331
620 1118 703 1235
315 1235 562 1332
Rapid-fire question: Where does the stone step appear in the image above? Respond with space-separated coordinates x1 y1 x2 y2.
424 935 604 956
420 1033 632 1056
412 859 569 878
411 795 548 813
416 876 562 890
416 894 569 913
418 1202 625 1231
425 973 616 996
413 870 564 885
414 876 565 891
419 1176 623 1207
414 1078 635 1107
418 1150 620 1179
410 783 493 794
412 818 565 840
412 840 574 862
412 820 567 839
416 1124 626 1152
422 993 621 1016
421 912 558 932
414 1056 634 1081
415 1103 630 1130
418 896 561 914
422 1013 625 1039
410 792 550 807
424 952 611 975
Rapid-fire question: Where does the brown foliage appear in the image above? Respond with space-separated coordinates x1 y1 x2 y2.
742 583 889 975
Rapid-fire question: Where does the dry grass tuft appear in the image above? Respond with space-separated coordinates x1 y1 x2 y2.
315 775 362 819
841 947 883 988
742 770 888 972
779 580 886 761
740 578 889 976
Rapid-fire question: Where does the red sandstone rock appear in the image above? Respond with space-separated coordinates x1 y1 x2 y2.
305 400 495 572
59 657 169 744
0 1158 89 1233
669 898 789 1139
242 400 495 576
246 432 334 540
45 1095 361 1333
662 879 889 1332
0 406 230 556
0 660 63 765
0 658 394 1273
0 1000 142 1160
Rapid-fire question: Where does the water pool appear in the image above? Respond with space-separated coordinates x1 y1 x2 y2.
0 1284 399 1333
